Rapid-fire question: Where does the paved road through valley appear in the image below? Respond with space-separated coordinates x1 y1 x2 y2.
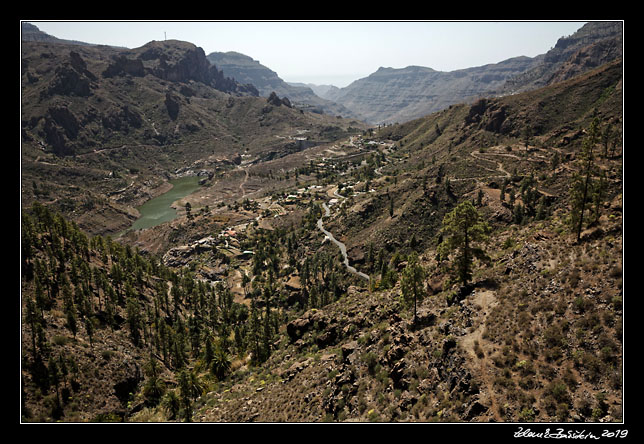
317 200 370 282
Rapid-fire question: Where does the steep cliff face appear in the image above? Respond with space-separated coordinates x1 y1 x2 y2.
206 51 282 93
136 40 213 83
500 21 623 94
104 41 259 96
546 35 622 85
329 57 538 125
207 51 359 119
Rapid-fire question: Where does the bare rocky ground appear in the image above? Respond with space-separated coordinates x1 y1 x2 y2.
185 205 622 423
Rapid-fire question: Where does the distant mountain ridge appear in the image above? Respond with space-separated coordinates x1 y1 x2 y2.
206 51 359 118
21 22 124 48
323 57 540 124
22 21 623 127
288 82 343 101
320 21 622 124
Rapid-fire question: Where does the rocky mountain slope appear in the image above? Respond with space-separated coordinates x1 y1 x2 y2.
501 21 623 94
325 21 622 125
193 58 623 424
21 38 367 235
21 50 623 424
206 51 359 118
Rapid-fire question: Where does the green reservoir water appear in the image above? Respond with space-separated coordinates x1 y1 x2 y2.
125 175 201 233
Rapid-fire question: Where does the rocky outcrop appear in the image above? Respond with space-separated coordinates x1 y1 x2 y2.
209 65 259 96
102 40 259 96
47 105 80 139
102 105 143 131
137 40 212 84
163 236 217 267
165 92 181 120
44 51 97 97
267 91 292 107
43 118 70 155
102 54 145 78
42 105 81 155
286 310 317 342
465 98 509 134
69 51 97 81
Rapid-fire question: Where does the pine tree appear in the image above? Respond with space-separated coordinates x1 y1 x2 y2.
48 358 61 407
177 369 196 422
126 295 143 346
262 277 274 361
84 316 95 346
590 169 607 225
62 277 78 338
400 252 426 325
248 297 262 363
569 118 601 242
24 295 40 357
602 124 613 158
142 353 165 406
437 201 491 286
203 334 214 367
33 274 48 320
523 124 532 151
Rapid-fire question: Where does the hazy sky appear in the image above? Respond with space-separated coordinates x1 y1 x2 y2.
27 20 588 87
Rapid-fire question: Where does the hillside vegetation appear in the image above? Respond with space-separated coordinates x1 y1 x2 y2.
190 59 623 423
21 34 622 423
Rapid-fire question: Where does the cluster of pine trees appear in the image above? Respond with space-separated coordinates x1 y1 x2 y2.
22 196 367 421
21 202 293 421
300 249 347 309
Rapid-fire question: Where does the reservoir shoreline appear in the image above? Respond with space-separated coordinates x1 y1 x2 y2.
118 175 201 236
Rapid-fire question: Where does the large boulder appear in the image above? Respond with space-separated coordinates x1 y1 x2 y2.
464 400 488 420
286 313 313 342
